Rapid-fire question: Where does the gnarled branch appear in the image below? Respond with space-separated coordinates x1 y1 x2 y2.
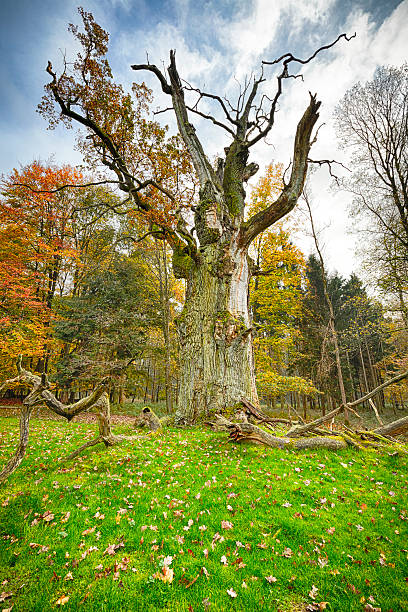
241 94 321 246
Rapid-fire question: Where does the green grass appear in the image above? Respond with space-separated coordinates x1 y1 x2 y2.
0 417 407 611
110 401 168 417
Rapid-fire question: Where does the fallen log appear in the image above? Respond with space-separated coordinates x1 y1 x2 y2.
212 414 408 453
286 405 345 438
372 415 408 437
214 415 347 450
285 370 408 439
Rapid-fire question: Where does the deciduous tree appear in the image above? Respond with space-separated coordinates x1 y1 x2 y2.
0 162 83 372
335 64 408 324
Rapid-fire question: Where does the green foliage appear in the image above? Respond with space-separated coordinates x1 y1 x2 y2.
53 253 160 386
248 164 317 401
299 255 392 402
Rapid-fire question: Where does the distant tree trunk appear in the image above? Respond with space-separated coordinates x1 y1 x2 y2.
271 395 276 411
156 239 173 413
359 343 369 402
304 192 349 423
119 385 126 404
143 366 149 403
345 350 355 400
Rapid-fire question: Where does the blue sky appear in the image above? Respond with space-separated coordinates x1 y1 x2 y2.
1 0 407 274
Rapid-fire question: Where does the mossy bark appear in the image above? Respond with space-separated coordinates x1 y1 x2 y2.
174 236 258 425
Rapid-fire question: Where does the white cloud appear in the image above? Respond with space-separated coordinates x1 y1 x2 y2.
3 0 407 278
233 1 408 276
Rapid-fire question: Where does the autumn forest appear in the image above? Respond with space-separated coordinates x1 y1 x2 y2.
1 4 407 611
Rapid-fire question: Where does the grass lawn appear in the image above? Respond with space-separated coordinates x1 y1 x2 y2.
0 416 407 611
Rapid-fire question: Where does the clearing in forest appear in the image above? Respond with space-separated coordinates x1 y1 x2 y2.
0 417 407 611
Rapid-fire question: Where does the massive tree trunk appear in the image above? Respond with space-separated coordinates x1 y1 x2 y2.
175 238 257 423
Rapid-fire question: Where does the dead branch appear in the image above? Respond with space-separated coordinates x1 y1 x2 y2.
0 359 151 481
368 398 384 426
64 436 104 461
262 33 356 68
214 416 347 450
239 398 295 431
207 371 408 453
372 415 408 437
0 406 32 483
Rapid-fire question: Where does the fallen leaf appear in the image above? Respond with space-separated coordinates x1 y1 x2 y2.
221 521 233 530
158 566 174 584
81 527 95 536
0 592 13 603
309 585 319 600
265 576 277 583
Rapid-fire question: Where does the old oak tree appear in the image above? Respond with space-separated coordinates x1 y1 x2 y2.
38 8 353 424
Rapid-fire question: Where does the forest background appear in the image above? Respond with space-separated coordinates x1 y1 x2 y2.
1 0 408 419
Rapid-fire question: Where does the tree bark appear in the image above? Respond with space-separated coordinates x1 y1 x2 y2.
0 405 33 482
174 238 258 423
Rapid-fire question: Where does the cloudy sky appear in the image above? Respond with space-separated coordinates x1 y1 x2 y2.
1 0 407 276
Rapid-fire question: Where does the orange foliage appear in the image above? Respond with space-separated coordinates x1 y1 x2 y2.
0 161 83 363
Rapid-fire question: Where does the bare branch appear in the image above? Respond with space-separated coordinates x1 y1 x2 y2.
183 83 239 126
262 33 356 67
130 62 172 94
247 33 354 149
307 158 351 183
185 105 235 136
153 106 173 116
242 93 321 246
